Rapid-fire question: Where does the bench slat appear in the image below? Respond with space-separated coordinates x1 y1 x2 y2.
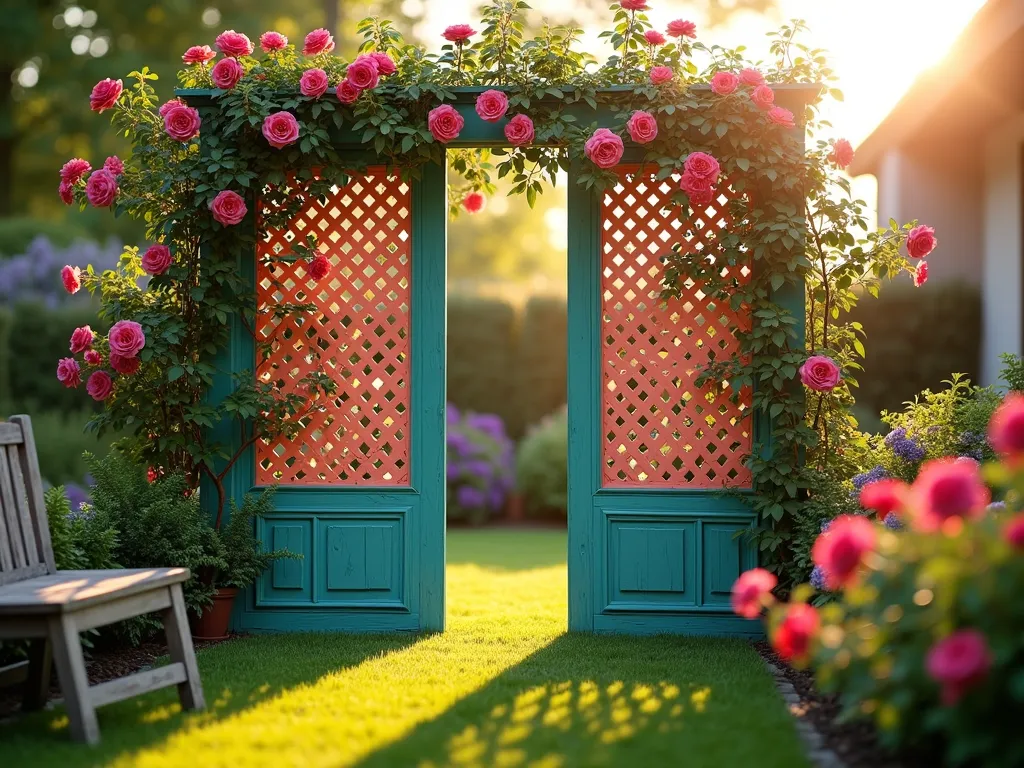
89 663 187 709
0 568 190 614
0 423 22 446
0 448 27 570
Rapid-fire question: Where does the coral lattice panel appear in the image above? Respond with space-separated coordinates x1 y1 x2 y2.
601 166 752 488
256 171 411 485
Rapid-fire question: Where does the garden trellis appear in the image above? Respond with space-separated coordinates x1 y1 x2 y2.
55 3 930 635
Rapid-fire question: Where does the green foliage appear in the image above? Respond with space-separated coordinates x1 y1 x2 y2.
43 485 119 572
850 282 981 418
789 467 860 589
517 296 567 432
0 217 90 257
1000 353 1024 393
447 295 520 436
813 514 1024 767
219 489 296 589
27 409 124 487
516 407 568 518
85 450 226 635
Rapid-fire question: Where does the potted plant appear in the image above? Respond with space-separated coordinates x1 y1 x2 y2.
190 488 297 641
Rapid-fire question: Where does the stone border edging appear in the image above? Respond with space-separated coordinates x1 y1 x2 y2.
764 660 847 768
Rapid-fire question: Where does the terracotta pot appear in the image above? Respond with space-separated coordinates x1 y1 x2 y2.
189 587 238 641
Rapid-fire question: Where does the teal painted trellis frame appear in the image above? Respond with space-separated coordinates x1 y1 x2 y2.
180 85 817 636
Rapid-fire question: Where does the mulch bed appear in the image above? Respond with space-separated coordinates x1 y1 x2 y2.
754 641 932 768
0 636 233 722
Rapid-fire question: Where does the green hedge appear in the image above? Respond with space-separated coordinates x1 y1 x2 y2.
848 282 982 419
517 296 568 433
0 216 90 257
447 295 520 436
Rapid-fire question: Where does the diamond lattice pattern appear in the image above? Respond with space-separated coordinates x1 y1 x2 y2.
256 171 411 485
601 165 753 488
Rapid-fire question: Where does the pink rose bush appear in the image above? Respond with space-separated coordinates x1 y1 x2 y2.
87 371 114 402
772 603 819 664
182 45 216 64
84 350 102 367
103 156 124 176
428 104 464 143
739 68 764 86
911 459 990 532
142 244 173 275
60 158 91 185
906 224 937 258
710 72 738 95
811 515 876 589
163 103 201 142
336 80 361 105
649 66 673 85
680 151 721 206
926 630 992 706
57 358 81 389
345 55 380 91
799 355 841 392
504 114 534 146
667 19 697 39
830 138 854 169
767 106 794 128
216 30 253 58
89 79 122 112
212 58 244 90
300 68 330 99
108 320 146 358
442 24 476 43
260 31 288 52
370 52 397 76
989 394 1024 460
620 0 649 10
308 255 330 281
913 259 928 287
58 182 74 205
750 84 775 110
210 190 247 226
584 128 623 169
475 90 509 122
730 567 776 618
302 28 335 56
643 30 666 46
626 110 658 144
86 169 118 208
69 326 93 354
463 192 485 214
110 354 140 376
62 265 81 295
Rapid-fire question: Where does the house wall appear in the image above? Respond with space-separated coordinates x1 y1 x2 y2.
874 146 983 286
982 113 1024 384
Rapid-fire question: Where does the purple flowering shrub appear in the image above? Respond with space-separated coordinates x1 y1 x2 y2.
0 236 122 308
446 404 515 524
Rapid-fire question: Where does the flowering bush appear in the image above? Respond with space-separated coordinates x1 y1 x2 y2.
446 405 514 524
516 406 568 518
733 402 1024 766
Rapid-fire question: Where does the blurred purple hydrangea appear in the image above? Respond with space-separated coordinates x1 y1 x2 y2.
883 512 904 531
820 519 833 534
809 565 829 591
957 431 987 462
883 427 907 448
0 236 122 307
884 428 925 463
446 403 515 523
850 465 887 498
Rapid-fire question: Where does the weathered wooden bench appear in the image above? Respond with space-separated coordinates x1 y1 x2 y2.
0 415 205 744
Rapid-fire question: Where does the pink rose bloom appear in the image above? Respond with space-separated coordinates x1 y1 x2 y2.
680 173 714 206
831 138 854 169
60 158 92 184
711 72 739 95
626 110 658 144
262 111 300 149
584 128 623 169
926 630 992 706
56 358 81 389
212 57 244 90
907 224 937 258
644 30 666 46
730 567 777 619
910 459 990 533
684 151 720 182
667 19 697 38
260 31 288 52
86 169 118 208
69 326 94 353
751 84 775 110
110 354 140 376
89 79 122 112
86 370 113 402
913 260 929 287
442 24 476 43
210 190 248 226
768 106 795 128
142 244 172 275
370 52 397 76
475 90 509 122
159 98 184 118
215 30 253 58
812 515 876 590
62 265 81 294
649 66 673 85
621 0 649 10
308 254 330 281
163 104 201 142
988 394 1024 461
739 68 765 86
302 28 335 56
463 192 485 214
336 80 362 104
1005 513 1024 548
300 68 330 99
504 114 535 146
346 55 380 91
182 45 216 64
84 350 102 367
108 320 146 358
772 603 819 664
103 156 124 176
860 478 908 517
58 181 74 206
428 104 465 143
799 355 841 392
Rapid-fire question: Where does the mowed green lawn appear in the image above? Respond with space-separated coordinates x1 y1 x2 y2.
3 530 808 768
